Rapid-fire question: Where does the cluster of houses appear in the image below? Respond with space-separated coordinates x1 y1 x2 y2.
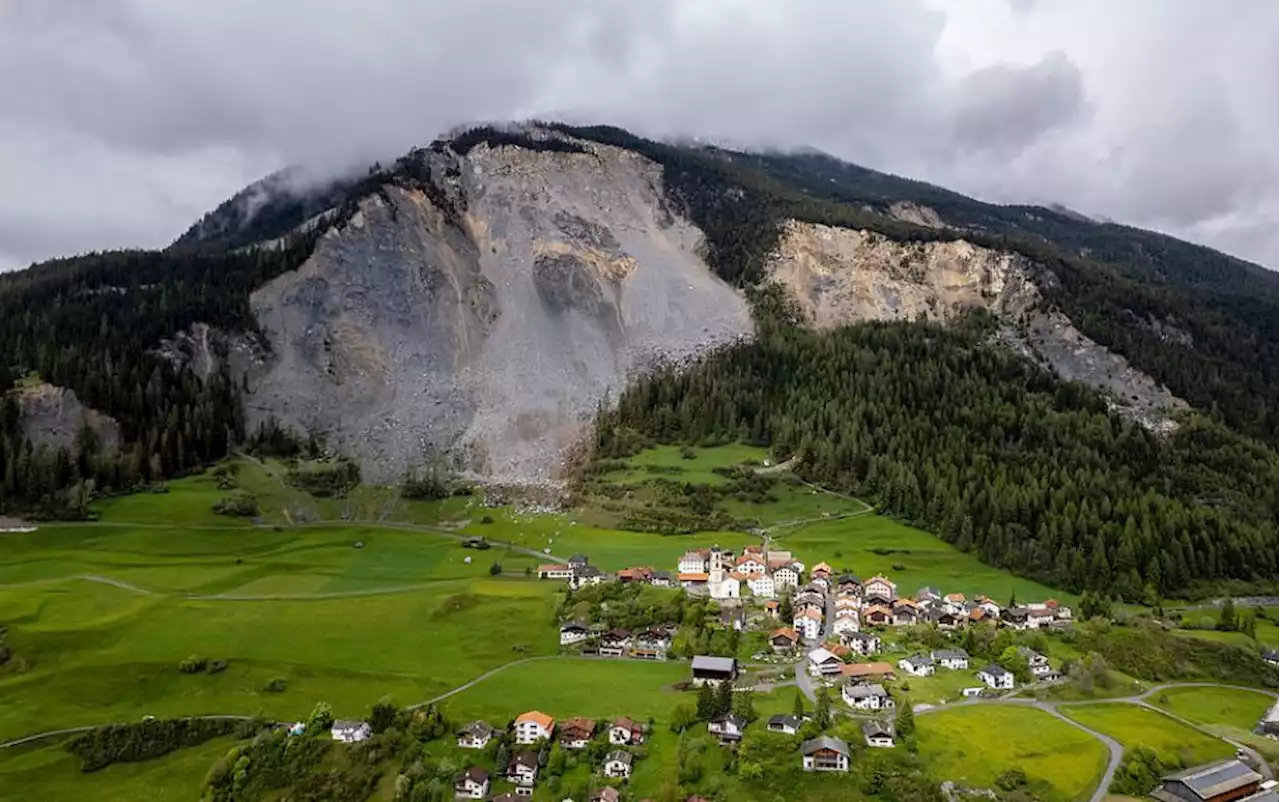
559 621 675 660
452 711 648 799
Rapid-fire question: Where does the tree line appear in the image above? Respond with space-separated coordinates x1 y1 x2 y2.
595 299 1278 601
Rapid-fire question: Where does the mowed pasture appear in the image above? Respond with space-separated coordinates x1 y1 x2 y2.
1059 703 1234 765
916 705 1109 802
1153 686 1278 762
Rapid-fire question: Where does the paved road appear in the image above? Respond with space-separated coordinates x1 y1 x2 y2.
794 661 818 702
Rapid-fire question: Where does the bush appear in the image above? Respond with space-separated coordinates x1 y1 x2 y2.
211 492 258 517
489 562 503 576
480 514 495 524
285 460 360 498
206 659 228 675
66 718 242 772
263 677 287 693
178 655 208 674
891 563 906 572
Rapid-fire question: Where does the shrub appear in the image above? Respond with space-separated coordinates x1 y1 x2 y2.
480 514 495 524
179 655 208 674
488 562 503 576
263 677 287 693
66 717 242 772
891 563 906 572
211 492 258 517
206 659 228 675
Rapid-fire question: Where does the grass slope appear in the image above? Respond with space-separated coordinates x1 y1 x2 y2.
1060 703 1233 765
916 705 1109 802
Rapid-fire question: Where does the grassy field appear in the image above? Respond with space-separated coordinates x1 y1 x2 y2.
917 705 1109 801
773 515 1075 604
1152 686 1278 763
1060 703 1234 765
596 443 773 486
0 736 235 802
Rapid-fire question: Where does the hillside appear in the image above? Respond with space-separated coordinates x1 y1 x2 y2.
0 121 1274 597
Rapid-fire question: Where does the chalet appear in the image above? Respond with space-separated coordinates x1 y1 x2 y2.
794 608 823 641
609 716 645 745
590 788 621 802
719 606 746 632
735 554 767 575
649 570 673 587
823 641 852 659
691 655 738 686
897 654 934 677
770 627 800 654
1019 647 1059 681
832 613 860 637
747 573 776 598
767 714 803 735
976 597 1002 617
538 564 572 580
842 682 894 711
1000 607 1030 630
331 720 371 743
843 631 881 655
617 566 654 583
707 712 746 744
570 564 607 589
1150 759 1264 802
772 565 801 589
932 649 969 670
968 606 991 624
456 720 496 749
795 591 825 612
559 621 590 646
834 596 861 614
568 554 589 568
678 550 710 574
801 735 850 772
835 575 862 596
943 592 967 614
680 572 710 592
811 562 832 580
514 711 555 744
862 720 895 748
808 647 844 676
862 604 892 627
842 662 895 682
925 608 963 630
977 664 1014 690
763 600 780 618
891 602 918 627
599 628 632 657
559 717 596 749
915 587 942 606
454 767 490 799
603 750 634 779
1025 604 1057 629
863 575 896 601
507 750 539 788
634 626 672 659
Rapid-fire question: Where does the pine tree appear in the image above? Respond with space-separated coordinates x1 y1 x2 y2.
814 687 832 730
792 688 805 717
696 683 715 721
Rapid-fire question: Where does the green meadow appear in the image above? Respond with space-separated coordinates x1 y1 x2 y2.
1059 703 1234 765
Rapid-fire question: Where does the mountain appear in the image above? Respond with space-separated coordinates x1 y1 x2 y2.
0 121 1274 597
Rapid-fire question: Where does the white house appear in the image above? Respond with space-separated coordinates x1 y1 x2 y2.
942 593 968 615
834 596 861 614
977 664 1015 690
808 647 845 677
977 598 1002 618
507 751 539 788
897 654 934 677
559 621 590 646
514 711 555 744
863 575 897 601
747 573 776 598
842 682 894 710
767 714 804 735
1020 648 1059 680
801 736 850 772
603 751 633 779
537 564 573 580
707 712 746 744
772 565 800 589
735 555 767 575
456 720 496 749
794 608 823 641
609 717 644 745
331 720 371 743
454 767 490 800
862 720 895 748
843 631 881 655
678 550 709 574
832 614 860 637
1026 605 1057 629
931 649 969 670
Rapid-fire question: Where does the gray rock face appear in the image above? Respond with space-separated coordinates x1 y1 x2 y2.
243 142 751 484
13 382 119 455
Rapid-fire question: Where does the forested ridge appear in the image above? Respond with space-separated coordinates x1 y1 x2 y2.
595 290 1278 601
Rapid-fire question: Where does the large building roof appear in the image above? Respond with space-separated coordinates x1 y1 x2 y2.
691 655 737 673
801 735 849 756
1156 759 1263 801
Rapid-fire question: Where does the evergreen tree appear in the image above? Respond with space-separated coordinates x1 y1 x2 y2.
1219 599 1239 632
792 688 805 717
814 687 832 730
696 683 716 721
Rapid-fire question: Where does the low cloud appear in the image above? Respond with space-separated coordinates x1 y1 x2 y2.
0 0 1274 270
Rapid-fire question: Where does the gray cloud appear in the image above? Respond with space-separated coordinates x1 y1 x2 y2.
0 0 1274 270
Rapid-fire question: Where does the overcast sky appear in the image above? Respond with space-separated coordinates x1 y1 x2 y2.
1 0 1275 270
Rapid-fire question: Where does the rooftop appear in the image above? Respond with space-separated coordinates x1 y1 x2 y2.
801 735 850 757
1160 759 1263 799
691 655 737 673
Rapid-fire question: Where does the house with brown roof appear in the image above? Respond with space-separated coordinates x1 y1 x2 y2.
514 711 555 744
599 628 632 657
507 750 539 788
538 564 572 580
456 720 496 749
862 604 892 627
609 716 645 745
794 607 823 640
454 767 490 799
763 599 780 617
770 627 800 654
841 661 896 681
559 717 597 749
603 751 634 779
863 575 896 601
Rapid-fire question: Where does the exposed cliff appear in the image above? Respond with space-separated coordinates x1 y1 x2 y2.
12 382 120 455
242 140 751 484
767 220 1188 428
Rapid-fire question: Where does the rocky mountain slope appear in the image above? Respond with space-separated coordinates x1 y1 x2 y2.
2 122 1273 496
